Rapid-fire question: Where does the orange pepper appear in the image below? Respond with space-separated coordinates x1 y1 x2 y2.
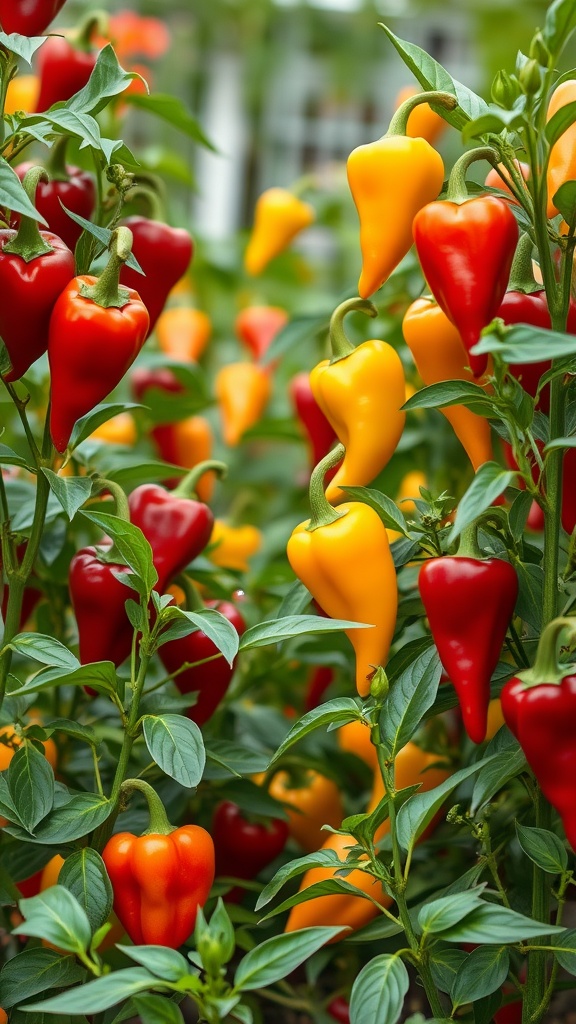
90 412 137 446
546 80 576 218
0 714 57 772
337 720 379 771
266 769 344 852
484 160 530 203
402 297 494 472
152 416 214 502
215 362 272 446
156 307 212 362
394 85 448 145
485 698 506 741
5 74 39 115
208 520 262 573
244 188 315 276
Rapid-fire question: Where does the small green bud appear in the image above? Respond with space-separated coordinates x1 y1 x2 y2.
370 666 389 700
529 30 551 67
519 59 542 96
491 70 521 108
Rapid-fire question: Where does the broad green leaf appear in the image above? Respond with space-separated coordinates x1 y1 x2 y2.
7 633 79 671
430 946 468 994
5 793 111 844
156 607 239 665
23 966 159 1013
68 403 142 450
379 644 441 758
268 698 362 764
41 469 93 521
0 947 85 1008
0 161 48 224
516 823 568 874
552 928 576 975
437 903 564 943
259 877 378 921
117 945 189 982
7 743 54 833
473 322 576 363
9 661 118 698
58 205 143 273
81 511 158 597
59 850 113 934
451 945 510 1008
132 995 185 1024
402 380 493 416
13 886 92 954
256 849 344 910
418 887 486 935
122 93 215 149
552 180 576 227
67 45 143 116
0 32 47 63
142 714 205 788
203 741 269 780
341 486 410 536
470 744 526 813
349 954 409 1024
234 928 342 990
0 443 29 467
239 614 371 651
41 719 97 747
448 463 516 542
543 0 576 53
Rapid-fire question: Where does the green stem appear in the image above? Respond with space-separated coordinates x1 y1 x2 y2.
119 778 175 835
385 90 457 137
447 146 499 204
3 166 52 262
329 297 377 363
306 444 346 531
172 460 227 499
79 227 133 309
508 233 539 293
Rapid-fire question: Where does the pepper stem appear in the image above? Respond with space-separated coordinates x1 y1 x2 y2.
75 10 109 51
46 136 70 182
447 146 500 204
120 778 176 835
172 460 227 500
123 181 166 223
516 616 576 688
91 478 131 523
385 90 458 137
329 297 377 363
455 521 484 560
508 232 540 294
3 167 53 263
306 444 346 532
79 227 133 309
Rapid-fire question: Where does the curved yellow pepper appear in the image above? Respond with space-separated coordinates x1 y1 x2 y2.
208 520 262 573
244 187 315 276
215 362 272 446
310 298 405 505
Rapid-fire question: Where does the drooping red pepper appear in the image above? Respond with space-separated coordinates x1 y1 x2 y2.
102 779 215 947
304 666 335 712
328 997 351 1023
130 366 185 403
159 599 246 726
0 0 66 35
119 216 194 334
35 13 102 112
127 462 223 594
212 800 289 901
418 523 518 743
15 147 95 253
234 305 288 361
48 226 150 453
289 372 338 475
501 618 576 850
69 538 135 668
413 147 518 377
0 167 74 383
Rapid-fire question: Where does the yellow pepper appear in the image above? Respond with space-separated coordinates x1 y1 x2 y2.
394 85 449 145
287 445 397 698
546 80 576 218
156 307 212 362
215 362 272 446
395 470 427 516
347 90 455 299
310 298 405 505
5 74 39 115
244 187 315 276
265 768 344 853
402 297 494 472
208 520 262 573
90 412 137 446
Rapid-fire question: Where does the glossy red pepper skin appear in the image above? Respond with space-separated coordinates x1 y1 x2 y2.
0 1 66 35
159 600 246 726
212 800 289 899
128 483 214 594
0 228 74 383
48 275 150 452
36 36 98 112
501 673 576 849
119 217 194 334
289 372 338 474
418 557 518 743
15 162 96 252
304 666 335 712
235 305 288 361
413 197 518 377
130 367 185 403
69 544 134 667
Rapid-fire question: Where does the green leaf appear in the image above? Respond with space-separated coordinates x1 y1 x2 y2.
40 469 93 521
0 947 86 1009
5 794 111 845
402 380 493 416
0 443 29 467
57 205 143 273
9 661 118 698
508 490 533 541
451 945 510 1008
552 180 576 228
68 403 143 450
473 322 576 363
379 644 441 758
448 463 516 542
117 945 189 982
156 607 239 665
437 903 565 944
8 743 54 833
0 32 47 63
67 45 143 116
396 756 498 851
430 946 468 994
516 823 568 875
263 311 331 367
340 486 410 536
349 954 409 1024
23 967 159 1013
259 876 376 922
13 886 92 954
122 93 215 149
80 511 158 597
470 744 526 813
256 850 343 911
545 434 576 450
552 928 576 975
543 0 576 52
131 995 185 1024
58 849 113 934
142 714 205 788
7 633 79 671
0 161 48 224
418 888 487 935
239 614 371 651
461 110 521 143
378 24 489 129
203 740 269 780
234 928 343 991
268 698 361 765
42 718 97 747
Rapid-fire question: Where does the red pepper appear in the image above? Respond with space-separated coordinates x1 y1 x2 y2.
48 227 150 452
0 0 66 35
212 800 289 901
234 305 288 361
69 540 135 668
15 153 95 253
159 599 246 726
501 618 576 850
289 372 338 475
418 525 518 743
328 997 351 1023
130 366 185 403
304 666 335 712
35 14 101 112
127 462 222 594
413 150 518 377
119 216 194 334
102 779 214 948
0 167 74 383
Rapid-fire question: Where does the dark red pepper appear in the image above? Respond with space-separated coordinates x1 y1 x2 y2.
159 599 246 726
501 618 576 850
0 0 66 35
119 216 194 334
35 14 101 112
234 305 288 361
69 541 134 668
418 525 518 744
328 997 351 1023
212 799 289 901
130 366 185 403
15 151 95 252
0 167 74 383
48 226 150 453
289 372 338 475
304 666 335 712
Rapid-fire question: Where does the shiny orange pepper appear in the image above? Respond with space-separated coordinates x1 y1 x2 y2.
266 769 344 852
215 362 272 446
347 90 454 298
152 416 215 502
402 297 494 472
394 85 448 145
90 412 137 446
208 520 262 573
546 80 576 218
244 187 315 276
156 307 212 362
310 298 405 505
5 75 39 115
337 720 379 771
